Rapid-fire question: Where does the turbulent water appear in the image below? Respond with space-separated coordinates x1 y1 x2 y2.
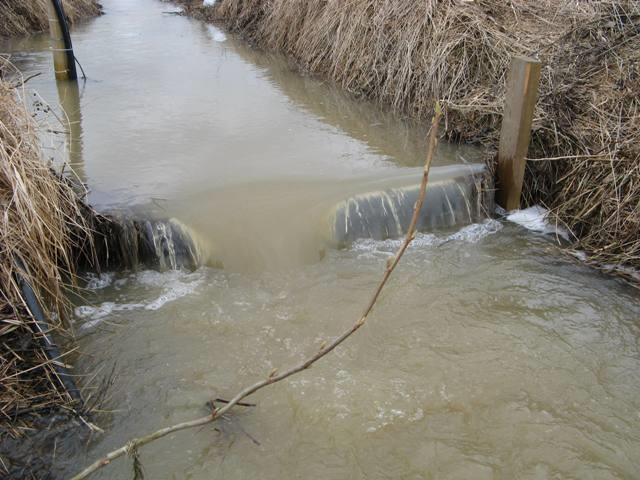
3 0 640 479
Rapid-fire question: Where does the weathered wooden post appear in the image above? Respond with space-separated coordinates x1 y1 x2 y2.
496 56 541 210
47 0 78 80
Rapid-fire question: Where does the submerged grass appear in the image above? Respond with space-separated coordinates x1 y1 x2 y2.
0 0 102 37
188 0 640 275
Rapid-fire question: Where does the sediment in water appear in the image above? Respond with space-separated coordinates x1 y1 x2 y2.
186 0 640 278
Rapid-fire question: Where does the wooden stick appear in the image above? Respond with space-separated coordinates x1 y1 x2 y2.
69 106 442 480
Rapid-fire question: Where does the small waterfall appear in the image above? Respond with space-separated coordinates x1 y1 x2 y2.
84 215 205 272
328 165 493 245
141 218 202 271
77 166 492 272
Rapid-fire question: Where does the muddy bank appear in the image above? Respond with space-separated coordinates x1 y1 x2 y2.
0 0 102 37
186 0 640 277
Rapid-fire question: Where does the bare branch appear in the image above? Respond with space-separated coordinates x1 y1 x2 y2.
69 106 442 480
11 72 42 89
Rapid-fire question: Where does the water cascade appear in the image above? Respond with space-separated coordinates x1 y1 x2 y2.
328 164 493 245
80 166 493 273
86 215 205 271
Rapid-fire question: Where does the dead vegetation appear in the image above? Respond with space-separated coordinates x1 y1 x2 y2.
0 60 94 442
0 63 193 455
188 0 640 274
0 0 102 37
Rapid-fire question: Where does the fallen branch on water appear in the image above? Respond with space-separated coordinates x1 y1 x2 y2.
70 105 442 480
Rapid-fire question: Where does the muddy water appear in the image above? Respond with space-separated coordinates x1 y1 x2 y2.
4 0 640 479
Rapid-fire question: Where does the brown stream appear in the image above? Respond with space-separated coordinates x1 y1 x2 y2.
2 0 640 478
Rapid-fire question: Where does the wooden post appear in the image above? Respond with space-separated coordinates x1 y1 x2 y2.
47 0 77 80
496 56 541 210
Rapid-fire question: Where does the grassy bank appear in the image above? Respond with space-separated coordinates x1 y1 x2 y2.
0 60 97 443
189 0 639 275
0 0 102 37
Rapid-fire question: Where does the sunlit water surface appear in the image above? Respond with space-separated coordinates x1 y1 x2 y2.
2 0 640 478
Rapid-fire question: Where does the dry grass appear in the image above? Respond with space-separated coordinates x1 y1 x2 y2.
0 59 94 436
0 0 102 37
188 0 640 274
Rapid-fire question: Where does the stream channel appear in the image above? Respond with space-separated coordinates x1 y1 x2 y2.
3 0 640 478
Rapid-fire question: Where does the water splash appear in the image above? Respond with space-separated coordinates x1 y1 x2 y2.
85 272 115 290
92 216 208 271
506 205 570 240
351 219 503 256
74 269 206 330
328 166 493 245
207 25 227 42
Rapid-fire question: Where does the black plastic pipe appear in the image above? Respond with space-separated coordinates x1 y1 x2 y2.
14 259 83 406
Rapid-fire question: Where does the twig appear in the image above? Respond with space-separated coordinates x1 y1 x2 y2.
525 153 609 162
11 72 42 89
69 106 442 480
212 398 256 407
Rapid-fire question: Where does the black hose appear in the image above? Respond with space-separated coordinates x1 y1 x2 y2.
14 258 83 406
51 0 78 80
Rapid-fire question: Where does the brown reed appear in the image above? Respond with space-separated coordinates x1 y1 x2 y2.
0 0 102 37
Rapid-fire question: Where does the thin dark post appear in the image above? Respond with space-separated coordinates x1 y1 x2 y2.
496 56 541 210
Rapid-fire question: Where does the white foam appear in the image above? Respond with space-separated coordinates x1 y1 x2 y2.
506 205 569 240
447 219 503 243
75 303 114 319
75 302 146 329
145 278 200 311
568 250 640 282
85 272 115 290
351 219 503 255
207 25 227 42
601 264 640 282
569 250 588 262
75 269 205 330
367 405 419 433
203 0 216 5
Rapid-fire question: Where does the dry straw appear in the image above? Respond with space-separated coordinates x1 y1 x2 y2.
191 0 639 277
0 0 102 37
0 59 94 436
